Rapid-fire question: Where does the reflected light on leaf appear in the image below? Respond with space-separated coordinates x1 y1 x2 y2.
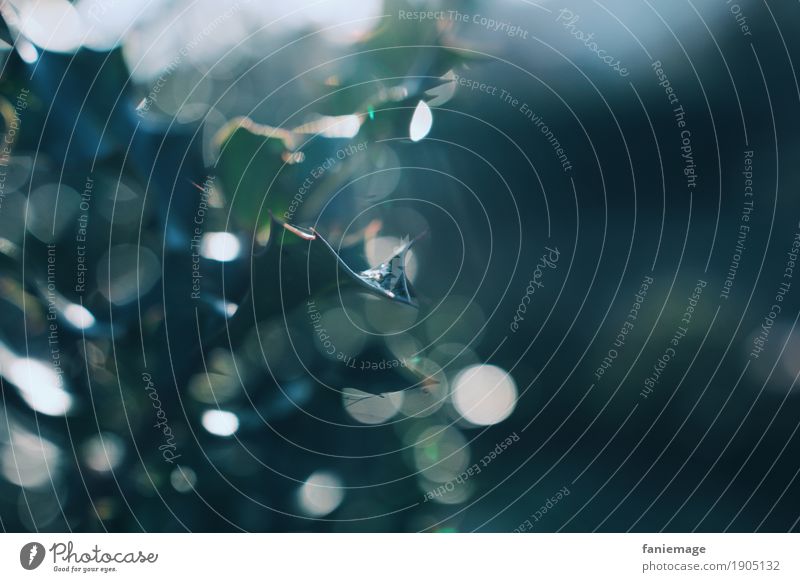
15 38 39 63
63 303 96 330
170 466 197 493
296 114 362 139
201 232 241 262
425 70 458 107
1 426 60 488
414 425 469 483
452 365 517 426
201 410 240 437
409 100 433 142
297 471 344 517
342 388 403 424
16 0 85 53
82 433 124 473
6 357 72 416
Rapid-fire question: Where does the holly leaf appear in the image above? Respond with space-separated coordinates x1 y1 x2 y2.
229 215 419 335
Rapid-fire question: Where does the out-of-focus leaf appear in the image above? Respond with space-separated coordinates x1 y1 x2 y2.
214 121 294 229
214 115 366 231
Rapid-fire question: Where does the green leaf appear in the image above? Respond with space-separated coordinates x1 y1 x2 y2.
247 215 418 322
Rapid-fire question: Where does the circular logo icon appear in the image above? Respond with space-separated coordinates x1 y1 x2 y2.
20 542 45 570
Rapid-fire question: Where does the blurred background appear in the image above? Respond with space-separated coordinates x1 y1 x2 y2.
0 0 799 532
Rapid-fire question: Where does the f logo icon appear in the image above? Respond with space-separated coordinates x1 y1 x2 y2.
20 542 45 570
